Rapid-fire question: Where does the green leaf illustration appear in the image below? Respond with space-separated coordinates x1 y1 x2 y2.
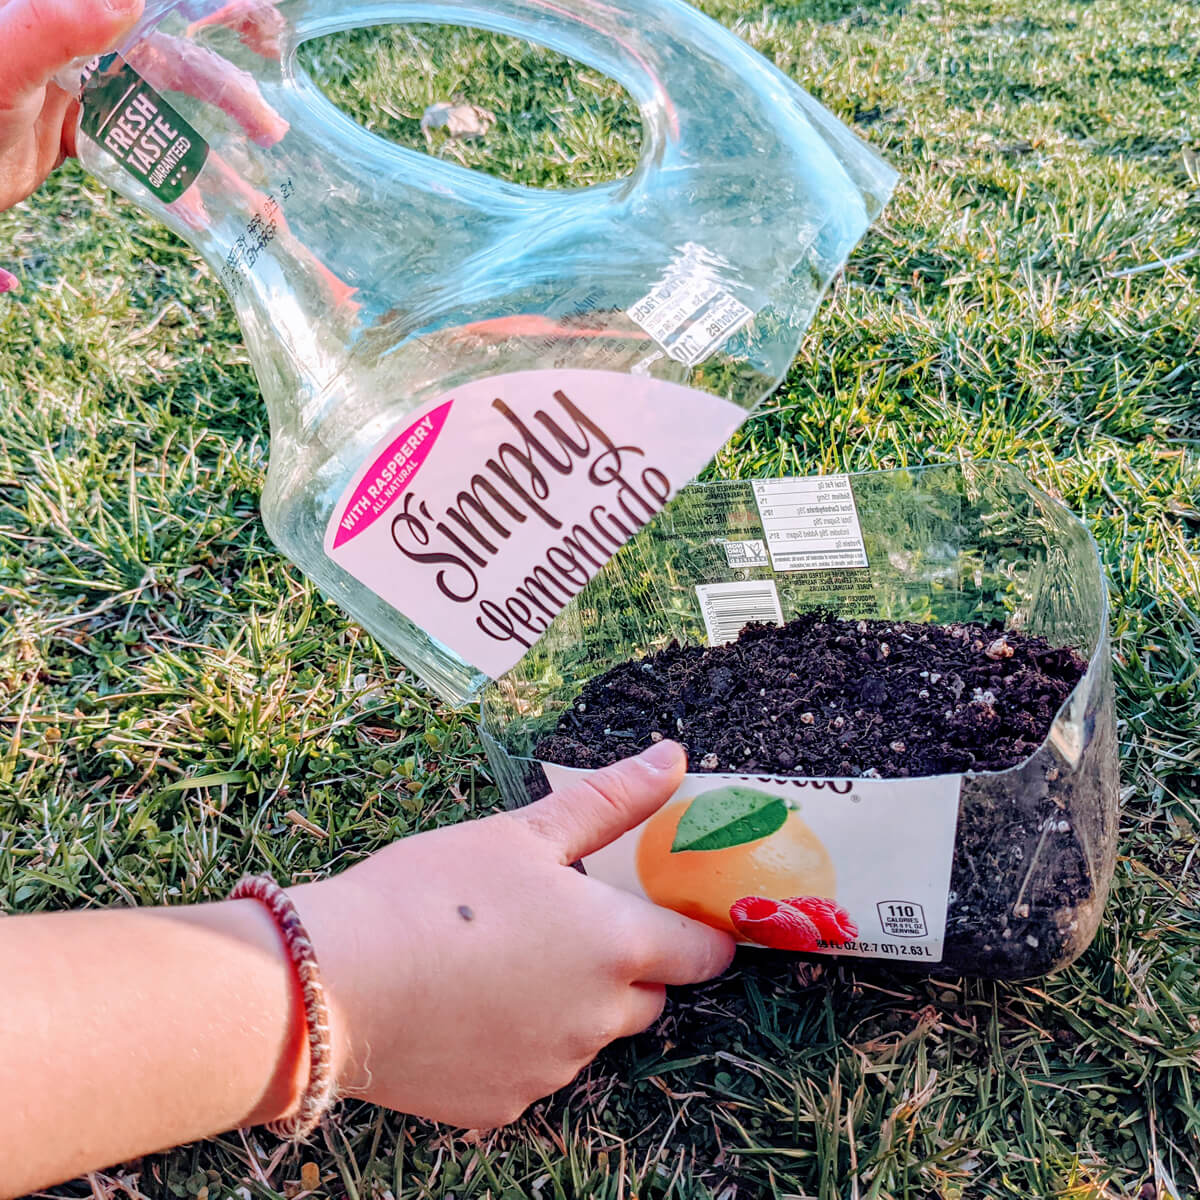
670 786 788 853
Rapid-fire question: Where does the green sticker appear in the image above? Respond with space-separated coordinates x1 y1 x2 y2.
80 54 209 204
670 786 789 853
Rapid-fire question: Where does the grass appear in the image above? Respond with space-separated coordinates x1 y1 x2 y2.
1 0 1199 1195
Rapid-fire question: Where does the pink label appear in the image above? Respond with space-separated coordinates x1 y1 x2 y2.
331 401 452 550
324 370 744 680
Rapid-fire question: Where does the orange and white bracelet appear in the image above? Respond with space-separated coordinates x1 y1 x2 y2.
230 874 335 1140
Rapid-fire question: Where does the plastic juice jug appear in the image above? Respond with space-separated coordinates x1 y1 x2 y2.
63 0 895 703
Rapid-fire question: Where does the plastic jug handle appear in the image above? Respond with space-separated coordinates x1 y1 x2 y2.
281 0 814 172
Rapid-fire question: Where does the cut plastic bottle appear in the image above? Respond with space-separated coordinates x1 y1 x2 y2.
62 0 895 702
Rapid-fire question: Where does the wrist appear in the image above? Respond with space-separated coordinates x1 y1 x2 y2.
219 875 354 1136
285 880 358 1099
157 896 326 1130
221 895 313 1127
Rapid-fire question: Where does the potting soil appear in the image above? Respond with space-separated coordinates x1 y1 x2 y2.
535 612 1086 777
535 612 1098 977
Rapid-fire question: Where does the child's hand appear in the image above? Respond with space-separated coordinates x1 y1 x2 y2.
1 740 732 1190
0 0 146 213
292 740 735 1129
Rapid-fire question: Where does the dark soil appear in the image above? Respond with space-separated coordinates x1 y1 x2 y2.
529 613 1111 979
536 612 1087 777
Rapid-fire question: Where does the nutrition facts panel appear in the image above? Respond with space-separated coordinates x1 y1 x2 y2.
752 475 869 572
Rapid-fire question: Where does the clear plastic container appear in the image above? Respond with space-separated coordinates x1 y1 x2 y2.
61 0 896 704
481 462 1119 979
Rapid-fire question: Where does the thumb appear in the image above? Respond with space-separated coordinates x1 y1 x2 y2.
0 0 146 111
515 741 688 863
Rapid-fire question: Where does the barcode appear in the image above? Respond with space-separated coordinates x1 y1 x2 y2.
695 580 784 646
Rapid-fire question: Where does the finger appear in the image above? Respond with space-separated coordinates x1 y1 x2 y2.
620 894 737 987
0 0 145 111
618 983 667 1039
35 80 73 164
514 740 687 863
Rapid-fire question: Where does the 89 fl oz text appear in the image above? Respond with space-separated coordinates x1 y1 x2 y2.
820 941 934 957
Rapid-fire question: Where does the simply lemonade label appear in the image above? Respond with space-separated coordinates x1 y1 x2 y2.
542 764 962 962
324 370 744 680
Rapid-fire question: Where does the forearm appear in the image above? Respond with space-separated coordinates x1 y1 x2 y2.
0 898 314 1196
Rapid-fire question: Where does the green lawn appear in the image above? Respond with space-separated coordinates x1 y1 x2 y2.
2 0 1199 1196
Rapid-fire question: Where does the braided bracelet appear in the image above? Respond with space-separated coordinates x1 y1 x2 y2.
230 874 335 1140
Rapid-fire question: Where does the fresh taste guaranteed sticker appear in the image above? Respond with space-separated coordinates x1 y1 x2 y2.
79 54 209 204
324 370 744 679
543 764 962 962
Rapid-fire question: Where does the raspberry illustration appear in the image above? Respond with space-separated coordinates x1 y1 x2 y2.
729 896 820 951
783 897 858 945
